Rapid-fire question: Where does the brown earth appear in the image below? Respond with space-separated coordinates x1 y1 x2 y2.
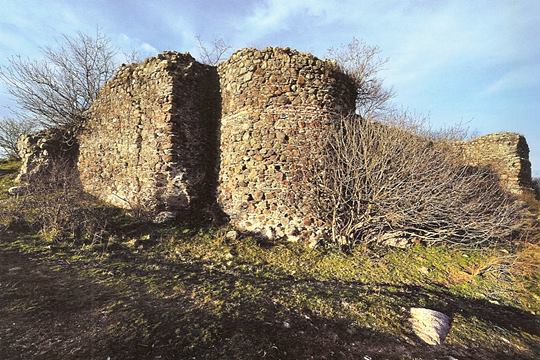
1 239 538 360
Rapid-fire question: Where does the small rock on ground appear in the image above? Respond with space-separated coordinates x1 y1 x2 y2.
378 231 412 248
225 230 239 240
153 211 177 224
8 186 26 196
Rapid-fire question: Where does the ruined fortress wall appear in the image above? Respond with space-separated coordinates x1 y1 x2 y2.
78 52 219 214
455 133 533 195
65 47 535 237
217 48 356 240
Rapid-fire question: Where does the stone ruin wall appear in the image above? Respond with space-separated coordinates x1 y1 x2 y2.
454 133 533 196
16 47 536 238
217 48 356 240
77 47 355 237
16 128 77 183
78 52 219 214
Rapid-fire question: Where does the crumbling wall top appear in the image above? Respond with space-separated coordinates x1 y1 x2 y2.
456 132 533 195
218 47 356 116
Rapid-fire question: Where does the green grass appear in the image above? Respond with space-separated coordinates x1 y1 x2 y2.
0 159 20 198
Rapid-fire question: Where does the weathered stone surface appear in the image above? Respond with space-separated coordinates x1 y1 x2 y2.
454 133 533 195
217 47 356 240
78 52 220 215
409 308 451 345
16 128 76 184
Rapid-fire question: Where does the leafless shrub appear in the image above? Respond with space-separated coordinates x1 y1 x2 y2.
0 117 36 159
509 242 540 280
461 241 540 296
0 29 116 130
327 38 394 117
304 113 527 248
378 109 474 142
195 35 232 65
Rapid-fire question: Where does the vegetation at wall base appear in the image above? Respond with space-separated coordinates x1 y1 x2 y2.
300 114 533 249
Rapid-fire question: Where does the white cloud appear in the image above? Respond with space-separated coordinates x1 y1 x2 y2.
233 0 337 44
483 64 540 94
138 1 198 53
113 34 159 64
140 42 158 54
379 1 532 87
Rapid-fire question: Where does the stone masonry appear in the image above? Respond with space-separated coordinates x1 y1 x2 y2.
454 133 533 195
32 47 533 239
78 52 219 214
217 47 355 239
16 128 77 183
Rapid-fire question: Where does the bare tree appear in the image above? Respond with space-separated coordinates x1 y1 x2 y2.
121 48 144 64
0 117 36 159
303 112 526 248
0 29 117 130
195 35 232 66
327 38 394 117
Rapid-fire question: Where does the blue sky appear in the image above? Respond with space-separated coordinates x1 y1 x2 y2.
1 0 539 175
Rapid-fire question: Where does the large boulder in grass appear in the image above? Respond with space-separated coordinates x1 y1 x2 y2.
16 128 77 184
409 308 451 345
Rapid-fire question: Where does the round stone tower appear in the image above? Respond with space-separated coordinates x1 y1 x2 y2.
217 47 356 240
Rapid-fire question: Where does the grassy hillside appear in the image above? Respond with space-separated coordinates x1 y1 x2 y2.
0 160 539 359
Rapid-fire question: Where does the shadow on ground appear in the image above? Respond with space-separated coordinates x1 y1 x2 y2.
0 240 538 360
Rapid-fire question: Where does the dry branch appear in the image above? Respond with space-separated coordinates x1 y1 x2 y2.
0 117 35 159
0 30 116 130
327 38 394 117
303 113 527 248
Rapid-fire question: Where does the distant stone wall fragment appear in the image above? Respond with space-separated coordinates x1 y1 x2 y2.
16 128 77 184
78 52 220 215
454 133 533 195
217 47 356 240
